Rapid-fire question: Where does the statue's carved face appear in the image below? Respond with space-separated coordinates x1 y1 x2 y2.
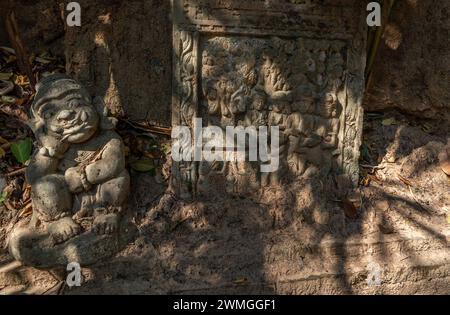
321 93 340 118
252 94 267 111
39 96 99 144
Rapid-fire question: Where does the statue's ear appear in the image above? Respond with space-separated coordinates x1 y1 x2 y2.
27 118 39 133
27 117 46 143
93 97 118 130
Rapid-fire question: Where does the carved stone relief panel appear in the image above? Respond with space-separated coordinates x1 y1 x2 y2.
171 0 367 198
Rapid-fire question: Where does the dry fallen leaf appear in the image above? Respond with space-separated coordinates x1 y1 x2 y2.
420 122 434 133
4 55 16 64
1 95 17 104
398 174 413 187
22 184 31 202
35 56 52 64
15 98 26 106
0 136 8 144
383 151 396 163
3 199 16 212
0 79 14 95
0 103 29 121
368 173 382 185
383 23 402 50
379 222 395 234
14 75 30 86
0 72 13 80
361 176 371 186
233 277 248 285
143 152 158 159
342 198 358 219
382 117 397 126
439 147 450 176
0 46 16 54
18 203 32 218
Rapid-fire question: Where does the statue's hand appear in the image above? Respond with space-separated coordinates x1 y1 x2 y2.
65 167 85 193
39 146 62 159
38 134 69 159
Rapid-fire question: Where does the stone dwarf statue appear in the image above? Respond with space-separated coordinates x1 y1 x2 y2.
9 74 133 268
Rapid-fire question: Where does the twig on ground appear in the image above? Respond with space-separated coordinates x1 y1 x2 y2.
6 167 26 177
0 260 22 274
18 202 32 218
5 10 36 90
360 164 386 170
42 281 65 295
122 119 171 136
3 199 17 212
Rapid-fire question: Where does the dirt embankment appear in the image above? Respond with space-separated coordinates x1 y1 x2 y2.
1 0 172 125
364 0 450 122
5 1 450 123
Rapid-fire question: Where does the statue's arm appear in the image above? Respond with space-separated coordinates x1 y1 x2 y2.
26 148 60 184
85 138 126 185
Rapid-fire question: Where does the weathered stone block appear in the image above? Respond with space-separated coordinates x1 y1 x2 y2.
171 0 367 198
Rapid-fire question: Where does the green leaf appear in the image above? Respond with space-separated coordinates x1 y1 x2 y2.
382 117 397 126
161 143 172 155
130 159 155 173
361 143 371 161
10 138 32 164
0 192 7 204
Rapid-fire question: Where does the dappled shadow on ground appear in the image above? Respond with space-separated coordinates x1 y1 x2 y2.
3 84 449 296
65 109 449 295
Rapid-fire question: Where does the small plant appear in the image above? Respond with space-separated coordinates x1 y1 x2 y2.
161 143 172 156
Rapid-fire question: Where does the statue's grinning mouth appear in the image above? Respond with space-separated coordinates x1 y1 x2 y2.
61 122 92 141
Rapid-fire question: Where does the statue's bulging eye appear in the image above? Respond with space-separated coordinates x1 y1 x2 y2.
69 99 84 109
44 111 55 119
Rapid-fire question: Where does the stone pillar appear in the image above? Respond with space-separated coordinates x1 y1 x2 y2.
171 0 367 198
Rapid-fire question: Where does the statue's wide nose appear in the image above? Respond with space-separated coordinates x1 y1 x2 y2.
57 109 76 121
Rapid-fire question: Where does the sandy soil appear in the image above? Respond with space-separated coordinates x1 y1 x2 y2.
0 110 449 295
